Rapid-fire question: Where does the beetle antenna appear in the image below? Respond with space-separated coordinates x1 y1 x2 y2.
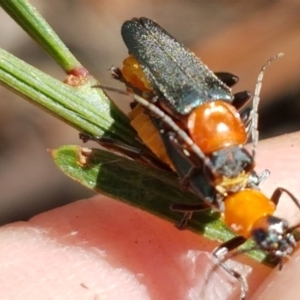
251 53 284 160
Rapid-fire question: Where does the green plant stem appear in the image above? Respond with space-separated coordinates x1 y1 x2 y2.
0 0 81 72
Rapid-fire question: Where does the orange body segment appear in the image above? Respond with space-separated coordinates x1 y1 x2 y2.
122 55 152 91
187 101 247 154
123 56 174 170
224 189 276 238
129 105 175 170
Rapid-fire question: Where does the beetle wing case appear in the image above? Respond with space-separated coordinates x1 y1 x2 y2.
121 18 233 115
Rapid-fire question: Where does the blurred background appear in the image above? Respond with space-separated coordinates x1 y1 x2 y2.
0 0 299 224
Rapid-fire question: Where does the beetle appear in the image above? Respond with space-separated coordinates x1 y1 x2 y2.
114 17 278 215
212 186 300 300
113 18 295 299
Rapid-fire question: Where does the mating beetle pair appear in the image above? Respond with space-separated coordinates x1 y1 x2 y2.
102 17 299 299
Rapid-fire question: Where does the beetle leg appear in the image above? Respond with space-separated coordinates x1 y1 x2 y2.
213 236 248 300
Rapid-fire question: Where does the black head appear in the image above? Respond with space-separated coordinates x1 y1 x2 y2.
209 145 253 178
252 215 296 258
